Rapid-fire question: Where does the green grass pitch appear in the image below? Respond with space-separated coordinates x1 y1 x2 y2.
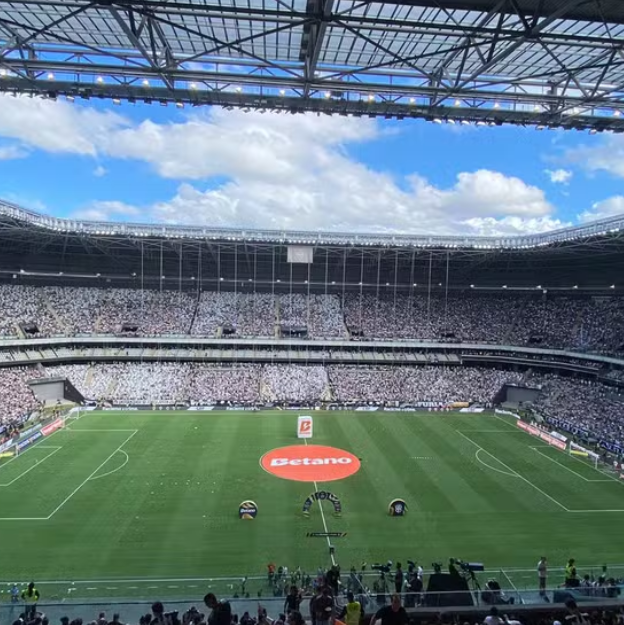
0 409 623 602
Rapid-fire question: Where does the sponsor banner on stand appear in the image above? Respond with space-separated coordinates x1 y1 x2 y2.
17 431 42 452
18 427 36 441
187 406 215 411
42 418 64 436
0 437 15 454
354 407 380 412
517 420 566 450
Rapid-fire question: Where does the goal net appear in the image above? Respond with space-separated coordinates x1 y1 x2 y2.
568 441 600 470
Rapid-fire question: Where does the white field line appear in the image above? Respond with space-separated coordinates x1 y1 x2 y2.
566 451 624 490
531 447 612 482
489 413 522 429
45 430 138 520
474 448 518 478
0 446 62 487
455 429 570 512
8 562 624 587
88 450 129 482
303 438 336 566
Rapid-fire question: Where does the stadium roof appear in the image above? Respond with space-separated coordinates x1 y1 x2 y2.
2 0 624 130
2 198 624 250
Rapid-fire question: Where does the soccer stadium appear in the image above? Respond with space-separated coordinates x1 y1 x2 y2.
2 1 624 625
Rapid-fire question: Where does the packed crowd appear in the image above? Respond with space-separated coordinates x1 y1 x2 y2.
1 285 624 353
531 375 624 450
327 366 525 404
0 366 42 435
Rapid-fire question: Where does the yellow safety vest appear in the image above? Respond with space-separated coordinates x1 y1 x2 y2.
345 601 361 625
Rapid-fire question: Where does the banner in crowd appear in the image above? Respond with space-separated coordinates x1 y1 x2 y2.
302 491 342 517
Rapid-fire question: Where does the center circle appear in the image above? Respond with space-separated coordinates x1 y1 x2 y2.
260 445 361 482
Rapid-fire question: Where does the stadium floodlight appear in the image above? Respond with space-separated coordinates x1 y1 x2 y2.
47 72 54 80
279 89 285 96
96 76 104 84
611 284 616 289
0 68 6 77
142 79 149 87
175 102 184 109
190 82 197 90
461 120 470 126
368 94 375 102
470 284 475 288
433 118 442 124
454 99 461 106
573 285 578 289
324 91 331 99
66 95 74 102
235 86 242 93
502 285 507 289
493 102 500 109
112 98 121 105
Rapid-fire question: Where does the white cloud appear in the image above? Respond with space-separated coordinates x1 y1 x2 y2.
578 196 624 223
565 135 624 178
0 144 29 160
545 168 572 184
72 200 141 222
0 94 127 155
93 165 107 177
0 94 560 235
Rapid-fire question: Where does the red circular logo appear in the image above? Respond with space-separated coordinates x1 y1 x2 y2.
260 445 361 482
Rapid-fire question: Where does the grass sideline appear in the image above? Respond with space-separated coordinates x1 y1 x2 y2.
0 409 623 601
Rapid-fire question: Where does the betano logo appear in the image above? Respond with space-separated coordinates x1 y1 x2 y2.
299 420 312 433
261 445 361 482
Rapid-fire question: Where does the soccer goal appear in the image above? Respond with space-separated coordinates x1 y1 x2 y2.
569 441 600 470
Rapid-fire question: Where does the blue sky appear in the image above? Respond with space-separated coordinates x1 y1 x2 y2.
0 93 623 236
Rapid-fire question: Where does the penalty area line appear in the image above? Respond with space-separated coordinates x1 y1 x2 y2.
456 429 570 512
303 438 336 566
45 430 138 520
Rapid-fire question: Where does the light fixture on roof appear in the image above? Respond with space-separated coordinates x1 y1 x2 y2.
454 99 461 106
235 86 242 93
96 76 104 84
368 94 375 102
493 102 500 109
573 285 578 289
279 89 285 96
112 97 121 105
433 118 442 124
461 120 470 126
160 100 167 107
0 68 7 77
536 285 541 289
409 97 415 104
502 285 507 289
47 72 54 80
589 129 597 135
614 110 621 117
470 284 475 288
175 101 184 108
142 79 150 87
190 82 197 90
220 277 224 281
324 91 331 98
66 95 75 102
611 284 616 289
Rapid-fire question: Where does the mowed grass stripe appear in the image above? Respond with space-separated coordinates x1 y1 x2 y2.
469 430 624 511
410 415 539 513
